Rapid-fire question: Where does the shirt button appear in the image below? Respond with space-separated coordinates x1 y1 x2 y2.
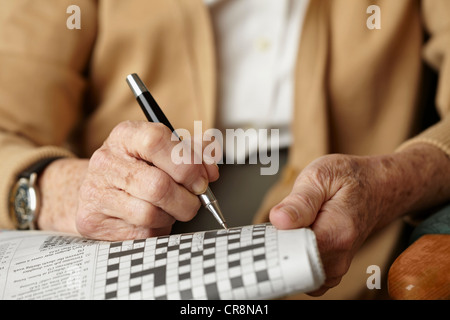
255 37 271 52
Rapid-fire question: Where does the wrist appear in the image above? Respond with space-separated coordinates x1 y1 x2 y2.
37 158 89 233
370 143 450 228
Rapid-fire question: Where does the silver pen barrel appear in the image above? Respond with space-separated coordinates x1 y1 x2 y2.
199 188 228 229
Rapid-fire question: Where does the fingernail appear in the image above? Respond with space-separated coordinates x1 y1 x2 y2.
192 177 208 194
203 155 218 169
280 205 299 223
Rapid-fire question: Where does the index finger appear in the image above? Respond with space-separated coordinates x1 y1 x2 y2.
108 121 213 195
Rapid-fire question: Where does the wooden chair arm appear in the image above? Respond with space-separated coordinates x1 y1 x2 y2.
387 234 450 300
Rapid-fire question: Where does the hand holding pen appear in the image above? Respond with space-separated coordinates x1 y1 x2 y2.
126 73 227 229
73 80 222 241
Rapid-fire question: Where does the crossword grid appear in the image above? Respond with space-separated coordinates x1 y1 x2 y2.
93 224 284 300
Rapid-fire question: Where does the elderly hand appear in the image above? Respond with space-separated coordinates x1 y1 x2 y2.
270 144 450 296
38 120 218 240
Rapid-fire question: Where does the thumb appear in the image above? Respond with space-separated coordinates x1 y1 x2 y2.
270 176 327 229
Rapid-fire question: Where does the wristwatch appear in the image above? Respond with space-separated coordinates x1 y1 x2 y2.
9 157 61 230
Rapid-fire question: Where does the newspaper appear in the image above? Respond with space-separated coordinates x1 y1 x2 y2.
0 224 324 300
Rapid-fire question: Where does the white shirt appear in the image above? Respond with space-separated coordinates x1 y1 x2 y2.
205 0 310 161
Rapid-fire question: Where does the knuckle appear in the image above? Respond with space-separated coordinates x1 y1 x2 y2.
147 170 172 205
141 123 170 154
111 120 134 138
309 154 354 182
131 202 160 227
89 148 111 172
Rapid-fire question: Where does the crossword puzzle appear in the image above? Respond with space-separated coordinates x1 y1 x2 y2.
92 224 286 300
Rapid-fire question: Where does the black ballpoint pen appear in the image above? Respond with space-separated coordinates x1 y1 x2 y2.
126 73 228 229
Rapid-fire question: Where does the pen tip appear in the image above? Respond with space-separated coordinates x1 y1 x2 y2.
205 202 227 230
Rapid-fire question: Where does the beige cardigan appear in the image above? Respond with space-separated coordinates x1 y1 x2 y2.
1 0 449 298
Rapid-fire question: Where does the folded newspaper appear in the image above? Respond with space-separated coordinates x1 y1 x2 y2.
0 224 324 300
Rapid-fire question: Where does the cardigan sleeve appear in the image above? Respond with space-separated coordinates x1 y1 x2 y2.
397 0 450 156
0 0 97 228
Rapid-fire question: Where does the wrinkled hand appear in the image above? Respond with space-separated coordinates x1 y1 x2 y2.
76 121 218 240
270 154 400 296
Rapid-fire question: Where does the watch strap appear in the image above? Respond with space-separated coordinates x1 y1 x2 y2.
19 157 62 179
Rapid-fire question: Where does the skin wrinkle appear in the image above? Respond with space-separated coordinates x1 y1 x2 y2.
320 156 375 242
372 145 449 231
102 187 146 226
272 143 450 295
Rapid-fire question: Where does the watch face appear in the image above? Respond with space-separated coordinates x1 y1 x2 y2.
15 185 33 226
11 177 38 229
